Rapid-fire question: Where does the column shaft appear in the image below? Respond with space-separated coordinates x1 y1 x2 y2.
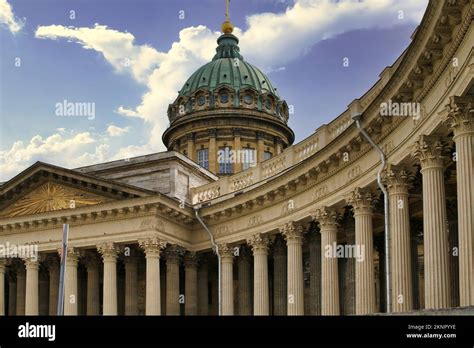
146 254 161 315
124 258 138 315
273 238 287 316
238 247 252 315
313 207 340 315
455 133 474 306
354 212 376 314
24 260 39 315
280 222 305 315
184 253 198 316
64 252 78 315
248 234 269 315
386 167 414 312
422 167 450 308
165 247 180 316
445 97 474 306
86 263 100 315
98 243 118 316
413 135 451 309
140 237 166 316
321 226 339 315
220 245 234 315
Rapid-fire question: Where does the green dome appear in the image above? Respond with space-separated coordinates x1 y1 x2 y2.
178 34 279 98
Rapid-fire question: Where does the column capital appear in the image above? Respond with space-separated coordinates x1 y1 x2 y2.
411 135 449 170
0 258 7 269
184 251 199 267
443 95 474 138
218 244 234 261
97 242 119 261
139 235 167 257
347 187 375 215
384 164 414 194
279 221 305 243
311 206 339 228
58 247 80 265
247 233 269 254
22 257 39 269
164 244 183 263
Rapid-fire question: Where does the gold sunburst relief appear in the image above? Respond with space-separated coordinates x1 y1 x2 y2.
1 182 105 218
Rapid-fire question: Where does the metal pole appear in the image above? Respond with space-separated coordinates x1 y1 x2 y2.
57 223 69 316
353 114 391 313
194 207 222 316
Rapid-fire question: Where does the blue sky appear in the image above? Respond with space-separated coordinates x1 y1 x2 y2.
0 0 428 181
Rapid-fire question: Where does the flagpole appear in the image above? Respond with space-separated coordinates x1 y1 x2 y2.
57 224 69 316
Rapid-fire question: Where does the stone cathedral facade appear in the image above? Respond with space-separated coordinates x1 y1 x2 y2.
0 0 473 316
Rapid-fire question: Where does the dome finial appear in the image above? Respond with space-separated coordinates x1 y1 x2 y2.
221 0 234 34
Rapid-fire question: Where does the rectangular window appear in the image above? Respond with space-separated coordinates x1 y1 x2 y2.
197 148 209 170
218 147 233 174
242 148 256 170
264 151 272 161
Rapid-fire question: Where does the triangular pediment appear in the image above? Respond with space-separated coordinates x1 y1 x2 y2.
0 161 156 218
0 182 110 218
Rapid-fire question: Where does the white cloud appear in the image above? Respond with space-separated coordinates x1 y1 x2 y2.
238 0 427 70
35 24 165 84
115 106 142 118
106 125 130 137
0 132 96 181
0 0 24 33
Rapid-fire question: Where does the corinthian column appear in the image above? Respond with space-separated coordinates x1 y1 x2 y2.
97 243 119 315
219 244 234 315
385 165 413 312
273 235 287 315
123 254 138 316
46 255 59 315
280 221 305 315
412 135 451 309
24 258 39 315
165 245 181 315
139 236 166 315
348 188 377 315
184 252 198 316
84 253 100 315
444 96 474 306
61 248 79 315
0 259 6 315
312 207 340 315
247 233 270 315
